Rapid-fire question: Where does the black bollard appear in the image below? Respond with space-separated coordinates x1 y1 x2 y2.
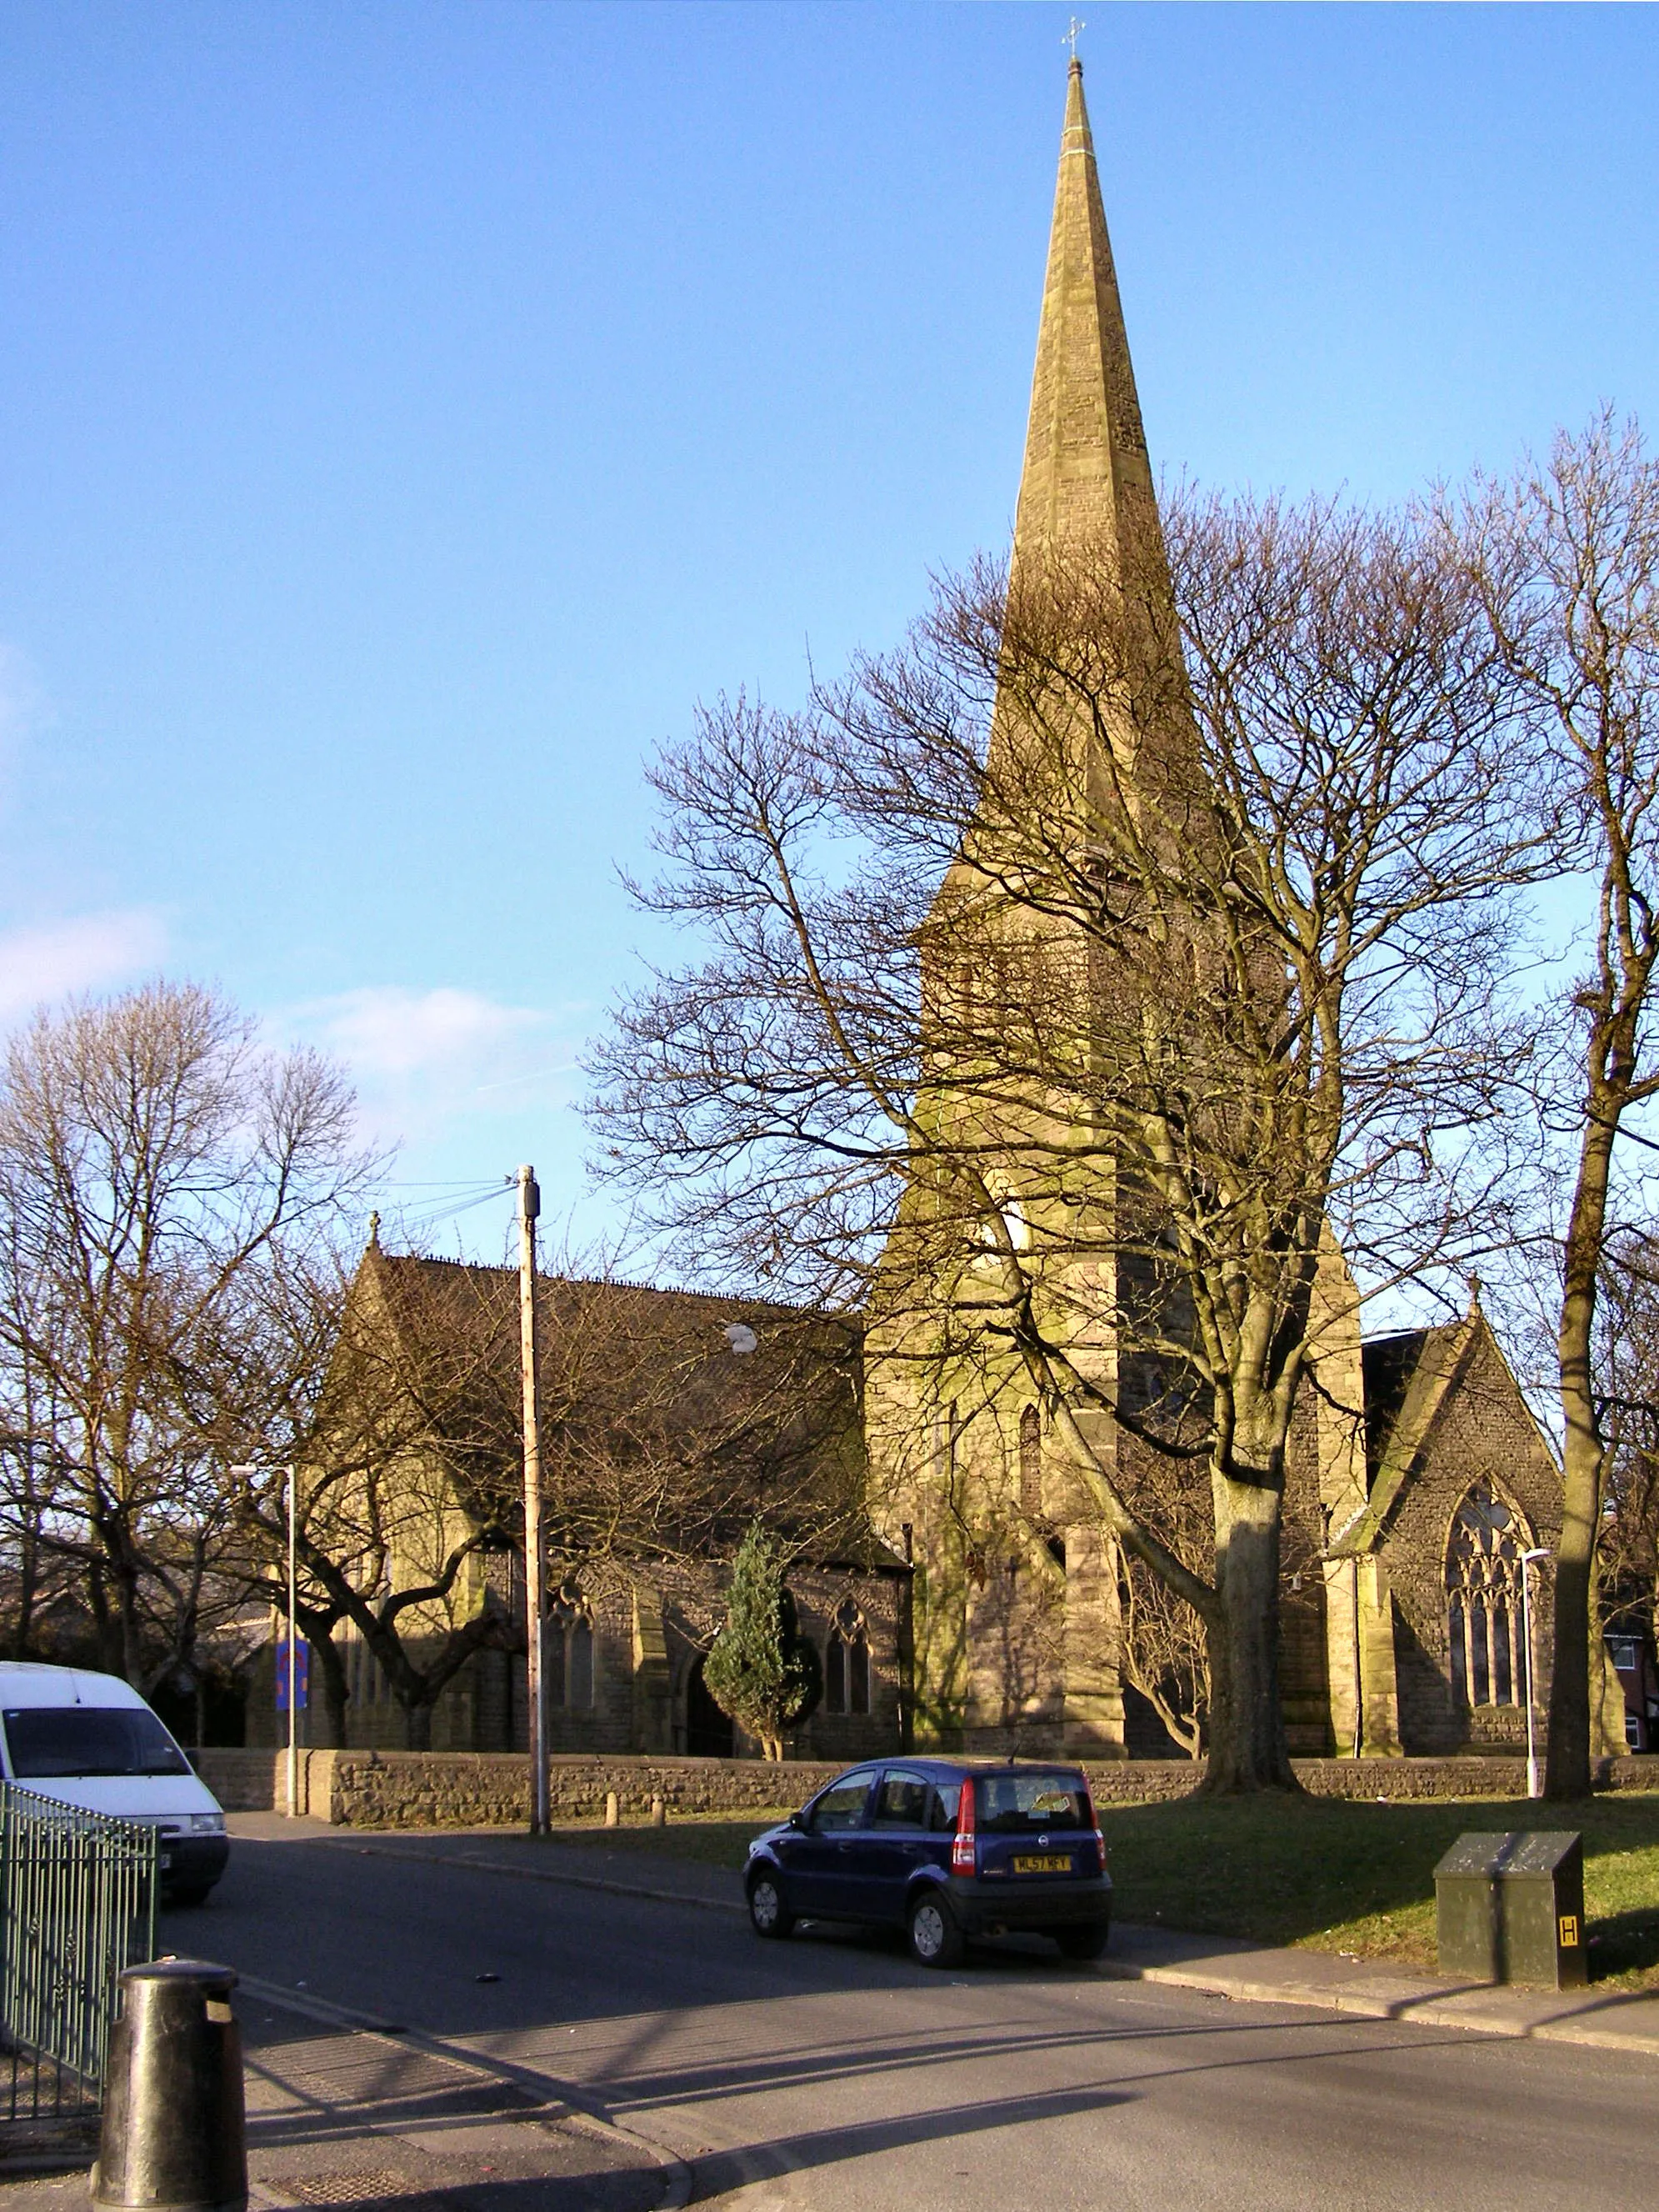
92 1959 247 2212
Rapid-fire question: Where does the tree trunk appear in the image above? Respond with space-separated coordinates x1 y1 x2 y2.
113 1556 142 1684
1548 1091 1619 1800
1200 1471 1297 1794
11 1510 37 1658
310 1635 351 1749
402 1697 434 1751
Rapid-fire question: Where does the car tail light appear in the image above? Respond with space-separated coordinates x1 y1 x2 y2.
951 1779 977 1875
1083 1784 1104 1867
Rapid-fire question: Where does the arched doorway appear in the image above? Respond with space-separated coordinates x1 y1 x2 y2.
685 1655 734 1758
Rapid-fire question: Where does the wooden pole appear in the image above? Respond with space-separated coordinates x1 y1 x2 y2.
287 1464 299 1818
518 1165 548 1836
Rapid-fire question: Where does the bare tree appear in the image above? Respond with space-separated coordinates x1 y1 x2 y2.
0 982 375 1689
592 483 1552 1791
1462 414 1659 1797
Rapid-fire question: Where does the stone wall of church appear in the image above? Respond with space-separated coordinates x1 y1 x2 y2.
1375 1332 1562 1755
1277 1384 1338 1755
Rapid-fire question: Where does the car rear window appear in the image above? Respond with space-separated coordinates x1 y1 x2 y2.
975 1772 1090 1833
2 1707 192 1779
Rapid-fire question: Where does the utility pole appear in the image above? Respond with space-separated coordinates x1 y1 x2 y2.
287 1464 299 1819
518 1165 548 1836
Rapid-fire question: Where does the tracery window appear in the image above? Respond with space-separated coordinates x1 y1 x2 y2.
1446 1482 1528 1710
546 1589 596 1710
825 1599 871 1716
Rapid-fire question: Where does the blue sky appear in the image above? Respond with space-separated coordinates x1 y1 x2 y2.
0 3 1654 1262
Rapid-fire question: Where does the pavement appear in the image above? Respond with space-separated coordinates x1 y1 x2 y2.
1 1969 672 2212
7 1814 1659 2210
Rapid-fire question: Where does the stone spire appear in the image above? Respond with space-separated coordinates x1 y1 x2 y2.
1011 58 1158 583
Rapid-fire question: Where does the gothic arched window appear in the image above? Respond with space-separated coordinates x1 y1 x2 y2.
1019 1405 1042 1519
825 1599 871 1716
1446 1482 1527 1711
547 1589 596 1711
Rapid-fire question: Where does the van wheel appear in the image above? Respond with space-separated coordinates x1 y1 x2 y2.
167 1884 212 1909
907 1893 964 1969
1055 1922 1108 1961
747 1872 794 1939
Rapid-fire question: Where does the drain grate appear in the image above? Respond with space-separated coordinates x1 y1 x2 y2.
276 2170 412 2204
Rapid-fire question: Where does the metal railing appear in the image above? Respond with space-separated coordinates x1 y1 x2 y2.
0 1784 157 2121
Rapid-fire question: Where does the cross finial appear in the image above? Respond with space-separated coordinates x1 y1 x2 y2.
1063 16 1085 61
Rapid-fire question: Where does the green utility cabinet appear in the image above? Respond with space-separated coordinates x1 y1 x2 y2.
1433 1830 1587 1990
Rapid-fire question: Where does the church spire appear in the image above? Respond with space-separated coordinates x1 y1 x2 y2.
1012 58 1157 581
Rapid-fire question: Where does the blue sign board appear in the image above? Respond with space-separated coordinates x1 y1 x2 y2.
275 1638 310 1711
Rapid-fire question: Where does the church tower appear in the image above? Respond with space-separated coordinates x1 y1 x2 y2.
865 58 1388 1763
864 58 1181 1757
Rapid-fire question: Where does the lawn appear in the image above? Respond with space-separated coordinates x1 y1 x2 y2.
552 1793 1659 1989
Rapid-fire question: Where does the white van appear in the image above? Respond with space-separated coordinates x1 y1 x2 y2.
0 1662 228 1905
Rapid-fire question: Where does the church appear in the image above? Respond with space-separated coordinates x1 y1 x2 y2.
268 62 1592 1770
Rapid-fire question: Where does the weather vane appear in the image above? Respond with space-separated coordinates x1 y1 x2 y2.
1064 16 1086 60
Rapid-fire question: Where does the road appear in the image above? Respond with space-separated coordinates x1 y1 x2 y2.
182 1823 1659 2211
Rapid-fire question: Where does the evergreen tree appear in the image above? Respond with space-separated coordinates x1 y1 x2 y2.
702 1522 822 1759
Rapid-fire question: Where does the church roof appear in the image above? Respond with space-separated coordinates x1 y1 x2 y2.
1332 1306 1532 1557
346 1246 894 1569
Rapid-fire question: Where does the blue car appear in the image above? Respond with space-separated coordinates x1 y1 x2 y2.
744 1756 1112 1969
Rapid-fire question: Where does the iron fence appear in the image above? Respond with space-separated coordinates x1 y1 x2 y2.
0 1783 157 2120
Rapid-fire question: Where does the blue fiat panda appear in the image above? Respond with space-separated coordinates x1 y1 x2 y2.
744 1757 1111 1968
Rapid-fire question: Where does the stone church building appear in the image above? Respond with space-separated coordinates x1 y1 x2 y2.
264 61 1584 1769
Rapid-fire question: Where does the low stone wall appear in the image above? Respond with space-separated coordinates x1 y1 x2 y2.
191 1745 1659 1828
329 1752 849 1830
195 1748 338 1815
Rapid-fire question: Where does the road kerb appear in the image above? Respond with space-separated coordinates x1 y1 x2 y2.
1099 1944 1659 2057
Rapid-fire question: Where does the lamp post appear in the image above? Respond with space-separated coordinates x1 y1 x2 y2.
232 1463 300 1818
517 1166 548 1837
1521 1547 1551 1800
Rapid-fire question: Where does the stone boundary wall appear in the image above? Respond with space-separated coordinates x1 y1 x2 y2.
192 1746 1659 1828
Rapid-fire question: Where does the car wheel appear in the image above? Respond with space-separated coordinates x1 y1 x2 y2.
747 1871 794 1939
166 1884 213 1909
1054 1922 1109 1961
907 1892 964 1969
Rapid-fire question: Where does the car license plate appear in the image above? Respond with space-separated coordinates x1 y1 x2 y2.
1012 1853 1072 1874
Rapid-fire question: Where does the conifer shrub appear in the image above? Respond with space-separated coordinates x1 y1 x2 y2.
702 1522 823 1759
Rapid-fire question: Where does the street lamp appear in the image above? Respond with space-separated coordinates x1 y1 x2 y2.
1521 1546 1551 1800
232 1463 300 1819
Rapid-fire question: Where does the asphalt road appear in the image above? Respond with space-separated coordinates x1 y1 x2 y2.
178 1826 1659 2211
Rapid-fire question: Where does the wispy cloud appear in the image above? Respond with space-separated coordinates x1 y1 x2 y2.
0 910 169 1025
287 985 581 1147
